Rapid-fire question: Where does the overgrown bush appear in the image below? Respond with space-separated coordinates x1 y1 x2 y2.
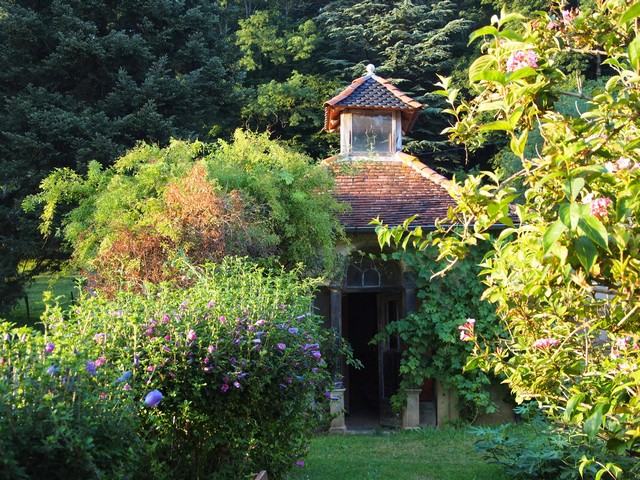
373 247 502 418
37 257 332 479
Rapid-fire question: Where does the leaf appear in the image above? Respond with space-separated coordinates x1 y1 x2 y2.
578 216 609 250
468 25 499 44
620 2 640 25
584 403 605 440
563 393 584 423
468 55 495 82
574 236 598 274
629 35 640 71
506 66 537 81
510 130 528 157
562 177 585 202
559 202 580 230
473 69 507 84
479 120 512 132
543 220 567 254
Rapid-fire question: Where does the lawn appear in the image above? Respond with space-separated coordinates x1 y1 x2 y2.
4 273 77 328
285 427 508 480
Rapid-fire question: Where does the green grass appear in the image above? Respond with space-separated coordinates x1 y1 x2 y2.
3 274 78 329
285 427 509 480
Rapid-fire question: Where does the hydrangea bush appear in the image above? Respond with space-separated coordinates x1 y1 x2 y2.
2 258 333 479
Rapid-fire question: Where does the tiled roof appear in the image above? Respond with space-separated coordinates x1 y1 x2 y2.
324 152 454 229
324 72 423 134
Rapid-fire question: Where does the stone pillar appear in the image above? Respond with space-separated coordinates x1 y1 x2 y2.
402 388 422 430
329 388 347 434
435 380 459 426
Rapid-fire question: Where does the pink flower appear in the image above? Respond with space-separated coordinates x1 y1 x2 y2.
94 356 106 367
458 318 476 341
187 330 196 341
583 193 612 219
506 50 538 72
532 337 560 349
296 460 305 467
44 342 55 354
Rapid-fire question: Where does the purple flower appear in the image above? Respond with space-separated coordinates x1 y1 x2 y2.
181 301 187 310
208 345 216 354
221 383 229 393
206 300 215 308
144 389 163 407
234 381 241 388
219 315 226 323
94 333 107 343
133 354 140 367
277 343 286 350
312 351 322 358
44 342 55 354
46 365 59 376
147 364 155 373
86 360 97 375
296 460 305 467
187 330 196 341
255 319 265 326
123 383 131 391
288 327 299 334
116 371 131 383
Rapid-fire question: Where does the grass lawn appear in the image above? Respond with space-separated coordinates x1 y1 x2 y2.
4 274 78 329
285 427 508 480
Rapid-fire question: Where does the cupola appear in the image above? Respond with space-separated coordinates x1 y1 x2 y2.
323 65 423 157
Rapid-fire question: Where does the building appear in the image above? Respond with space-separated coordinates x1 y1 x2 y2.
315 65 462 431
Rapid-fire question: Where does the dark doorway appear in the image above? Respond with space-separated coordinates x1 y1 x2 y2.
344 292 379 417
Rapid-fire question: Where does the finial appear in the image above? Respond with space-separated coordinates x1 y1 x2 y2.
366 64 375 75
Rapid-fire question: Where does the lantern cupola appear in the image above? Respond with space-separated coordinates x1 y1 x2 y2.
323 65 423 157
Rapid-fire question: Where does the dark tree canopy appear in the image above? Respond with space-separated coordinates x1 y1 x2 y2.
0 0 242 312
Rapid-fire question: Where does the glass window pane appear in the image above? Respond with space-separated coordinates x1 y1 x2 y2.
351 113 393 154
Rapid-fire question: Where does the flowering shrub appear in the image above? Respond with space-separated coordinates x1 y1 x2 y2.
39 257 332 479
376 1 640 477
0 322 139 479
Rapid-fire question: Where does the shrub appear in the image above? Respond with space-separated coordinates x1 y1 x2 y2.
41 257 332 479
0 322 140 479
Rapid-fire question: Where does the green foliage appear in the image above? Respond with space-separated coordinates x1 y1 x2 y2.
472 403 637 479
50 257 333 479
0 321 140 479
374 246 502 418
26 131 346 290
377 1 640 477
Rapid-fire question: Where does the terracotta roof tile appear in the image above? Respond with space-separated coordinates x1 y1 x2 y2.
324 153 453 229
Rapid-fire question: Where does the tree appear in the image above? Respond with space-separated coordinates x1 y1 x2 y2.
0 0 243 313
26 131 347 293
317 0 477 171
376 1 640 477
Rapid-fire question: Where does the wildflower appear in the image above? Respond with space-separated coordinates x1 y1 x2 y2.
219 315 226 323
532 337 560 349
234 381 241 388
221 383 229 393
312 351 322 358
144 389 163 407
44 342 55 354
506 50 538 72
86 360 97 375
617 157 632 170
116 371 131 383
180 301 187 310
289 327 299 334
123 383 131 391
147 364 155 373
296 461 305 467
208 344 216 354
46 365 59 376
133 354 140 367
187 329 197 341
94 356 106 367
100 392 107 399
277 343 286 350
255 319 265 326
206 300 215 308
458 318 476 341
